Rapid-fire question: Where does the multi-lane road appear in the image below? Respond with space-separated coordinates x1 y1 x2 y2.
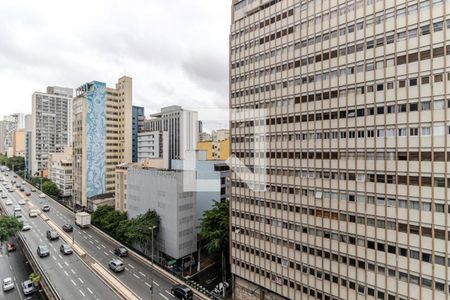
5 172 205 300
1 181 122 300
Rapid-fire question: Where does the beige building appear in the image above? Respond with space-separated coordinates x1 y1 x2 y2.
12 129 26 157
73 76 132 209
48 147 73 197
230 1 450 300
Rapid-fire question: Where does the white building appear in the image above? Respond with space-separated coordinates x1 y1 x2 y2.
48 147 73 197
31 86 73 176
137 131 162 160
143 106 198 167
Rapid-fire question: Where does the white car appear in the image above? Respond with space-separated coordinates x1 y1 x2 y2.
5 200 12 205
31 188 36 192
29 210 38 218
2 277 14 292
18 200 26 205
39 193 46 198
22 224 31 231
1 194 6 199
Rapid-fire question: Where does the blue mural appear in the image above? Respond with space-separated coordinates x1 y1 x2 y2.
86 81 106 198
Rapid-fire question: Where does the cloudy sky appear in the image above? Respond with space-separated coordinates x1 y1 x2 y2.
0 0 230 127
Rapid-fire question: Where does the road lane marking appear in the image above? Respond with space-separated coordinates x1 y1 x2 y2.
89 240 94 244
87 287 93 294
79 290 85 297
128 263 135 269
104 251 109 256
166 290 175 298
64 261 69 267
70 269 76 274
139 271 146 277
52 256 56 261
159 293 169 300
101 244 106 249
145 282 152 288
57 262 63 268
153 281 160 287
78 277 84 284
96 246 101 250
133 273 140 279
71 279 77 286
64 271 69 276
94 239 99 243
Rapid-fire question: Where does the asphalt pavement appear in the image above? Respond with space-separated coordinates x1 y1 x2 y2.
0 178 121 300
15 173 204 300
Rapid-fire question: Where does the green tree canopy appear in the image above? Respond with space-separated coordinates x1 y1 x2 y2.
199 201 229 255
42 180 60 198
91 205 127 237
0 216 23 245
0 155 25 176
116 210 160 246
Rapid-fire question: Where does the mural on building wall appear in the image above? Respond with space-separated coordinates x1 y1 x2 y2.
86 81 106 198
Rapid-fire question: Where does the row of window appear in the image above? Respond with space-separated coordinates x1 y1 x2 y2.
232 223 450 299
232 15 449 73
232 45 450 100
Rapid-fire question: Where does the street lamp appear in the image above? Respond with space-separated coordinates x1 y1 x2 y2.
149 225 157 299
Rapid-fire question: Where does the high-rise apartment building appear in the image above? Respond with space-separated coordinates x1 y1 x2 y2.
0 120 14 154
132 106 145 162
31 86 73 176
143 105 199 166
230 1 450 300
72 76 132 209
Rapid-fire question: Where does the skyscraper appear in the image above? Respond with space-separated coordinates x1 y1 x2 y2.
72 76 132 209
230 1 450 300
31 86 73 176
132 106 145 162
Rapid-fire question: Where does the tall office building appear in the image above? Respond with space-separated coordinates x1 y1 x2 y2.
132 106 145 162
0 120 14 154
31 86 73 176
143 105 199 166
230 1 450 300
72 76 132 209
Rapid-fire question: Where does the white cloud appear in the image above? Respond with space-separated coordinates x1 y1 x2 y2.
0 0 230 121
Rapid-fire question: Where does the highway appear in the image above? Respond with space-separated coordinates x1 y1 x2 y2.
0 238 42 300
13 173 206 300
0 179 121 300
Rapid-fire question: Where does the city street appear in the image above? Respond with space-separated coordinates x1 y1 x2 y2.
0 240 43 300
1 182 121 300
15 173 204 300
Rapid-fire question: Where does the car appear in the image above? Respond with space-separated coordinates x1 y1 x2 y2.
13 211 22 218
19 187 24 192
114 247 128 257
60 244 73 255
7 188 13 192
1 194 7 199
21 181 25 185
5 200 12 205
29 210 38 217
13 175 17 178
6 242 16 252
171 284 193 300
25 192 31 196
22 224 31 231
108 259 125 272
62 224 73 232
10 180 15 184
18 199 25 205
213 282 230 295
37 245 50 257
42 205 50 212
21 280 35 295
31 188 36 192
2 277 14 292
46 230 59 241
15 184 20 188
39 193 46 198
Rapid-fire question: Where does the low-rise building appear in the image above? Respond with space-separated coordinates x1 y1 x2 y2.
12 129 26 157
48 147 73 197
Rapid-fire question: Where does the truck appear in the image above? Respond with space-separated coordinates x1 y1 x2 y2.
75 212 91 229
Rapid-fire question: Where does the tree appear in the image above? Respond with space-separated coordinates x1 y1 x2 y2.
42 180 60 198
31 177 50 188
116 210 160 246
0 155 25 177
29 272 41 287
200 201 230 290
0 216 23 246
91 205 127 237
200 201 229 255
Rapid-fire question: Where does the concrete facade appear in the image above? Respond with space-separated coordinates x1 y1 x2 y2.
48 147 73 197
132 106 145 163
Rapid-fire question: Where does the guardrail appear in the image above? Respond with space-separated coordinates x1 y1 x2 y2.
16 232 62 300
0 198 61 300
